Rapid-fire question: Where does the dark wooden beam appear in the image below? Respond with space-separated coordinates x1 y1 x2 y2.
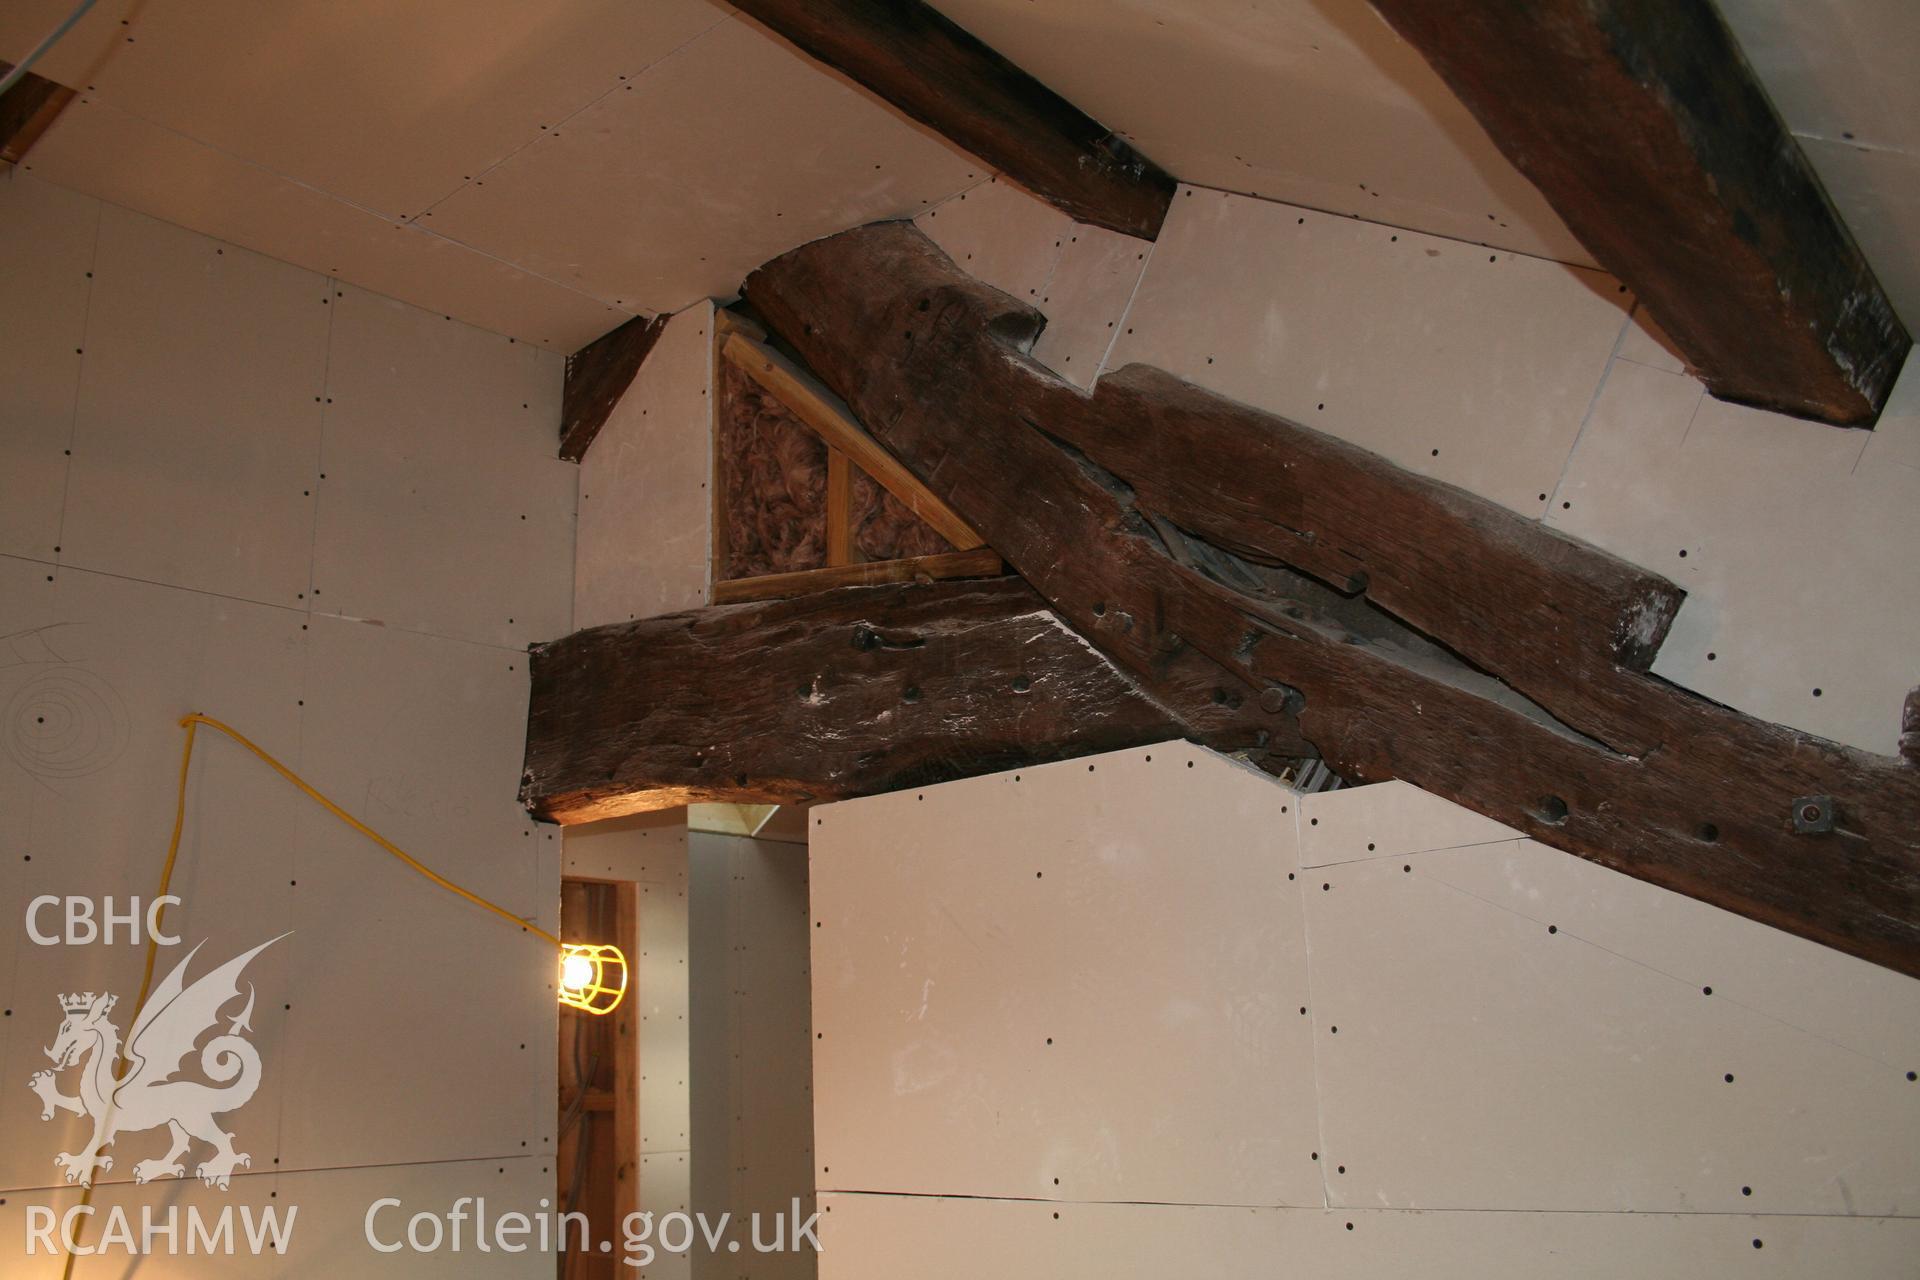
520 576 1289 825
1367 0 1909 427
558 314 666 463
1032 362 1683 757
743 221 1920 976
0 61 76 167
730 0 1175 240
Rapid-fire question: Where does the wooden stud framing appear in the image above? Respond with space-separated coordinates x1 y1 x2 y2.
720 331 985 551
709 546 1002 605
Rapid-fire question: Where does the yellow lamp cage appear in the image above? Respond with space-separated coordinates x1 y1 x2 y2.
557 942 628 1015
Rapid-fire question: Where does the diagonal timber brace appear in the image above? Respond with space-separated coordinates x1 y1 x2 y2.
738 221 1920 977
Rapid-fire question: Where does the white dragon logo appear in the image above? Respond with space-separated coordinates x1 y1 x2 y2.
28 935 286 1190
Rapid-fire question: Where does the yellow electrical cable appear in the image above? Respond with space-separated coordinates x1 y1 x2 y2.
57 712 573 1278
176 714 562 946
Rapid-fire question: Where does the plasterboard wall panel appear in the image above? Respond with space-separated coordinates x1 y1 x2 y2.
563 811 690 885
1298 780 1518 868
270 1156 557 1276
1030 224 1151 388
0 174 93 562
1615 305 1688 376
637 1150 694 1280
58 1169 285 1278
75 0 730 220
58 203 328 608
575 302 715 628
1797 137 1920 329
311 285 573 650
1550 357 1920 754
276 614 551 1172
731 837 816 1280
916 179 1070 309
1107 188 1631 516
0 566 304 1194
1858 355 1920 474
0 556 59 1039
688 831 817 1280
812 742 1319 1208
816 1193 1300 1277
638 868 692 1157
424 17 981 315
926 0 1591 265
0 182 577 1262
1716 0 1920 156
26 97 627 352
566 815 688 882
687 837 731 1280
1420 838 1920 1074
816 1191 1920 1279
1306 853 1920 1215
915 180 1151 389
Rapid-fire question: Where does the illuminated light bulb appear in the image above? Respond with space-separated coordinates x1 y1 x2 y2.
557 942 628 1016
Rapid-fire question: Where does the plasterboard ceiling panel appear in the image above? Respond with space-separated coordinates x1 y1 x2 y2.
1798 137 1920 330
0 0 136 88
928 0 1591 264
0 173 94 562
1307 854 1920 1215
1550 358 1920 755
59 201 328 608
812 743 1321 1208
425 17 982 314
24 96 625 351
59 0 730 219
311 284 574 650
1111 188 1631 516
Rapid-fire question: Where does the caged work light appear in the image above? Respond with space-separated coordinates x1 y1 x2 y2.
557 942 628 1015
